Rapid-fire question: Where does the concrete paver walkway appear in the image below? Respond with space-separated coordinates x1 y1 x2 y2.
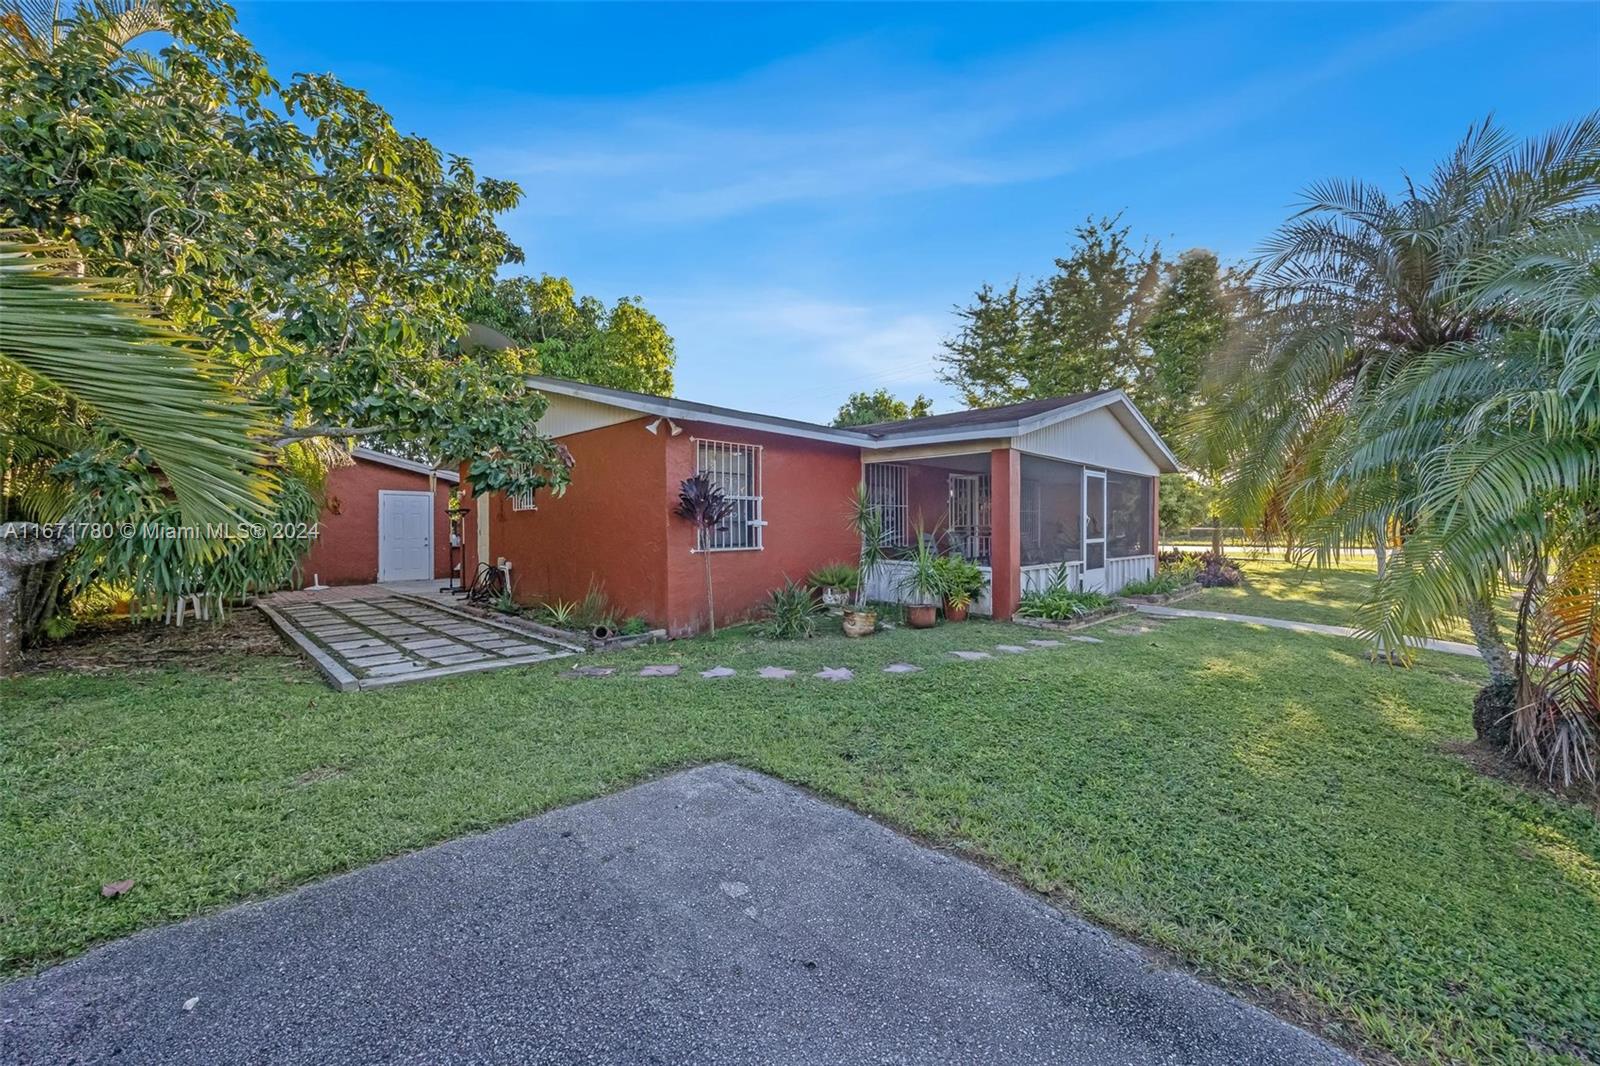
258 589 575 690
0 765 1353 1065
1132 603 1482 657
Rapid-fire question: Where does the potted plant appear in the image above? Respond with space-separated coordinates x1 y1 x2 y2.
807 563 859 608
843 484 887 637
896 529 945 629
933 555 986 622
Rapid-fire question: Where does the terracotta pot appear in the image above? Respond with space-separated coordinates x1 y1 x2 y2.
906 603 938 629
943 600 969 622
841 608 878 637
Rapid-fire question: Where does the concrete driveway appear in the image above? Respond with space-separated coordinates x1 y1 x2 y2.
0 766 1352 1065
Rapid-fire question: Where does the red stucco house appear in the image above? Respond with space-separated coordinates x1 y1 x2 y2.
301 449 458 586
458 377 1179 636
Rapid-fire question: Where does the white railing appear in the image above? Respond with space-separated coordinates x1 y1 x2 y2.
863 554 1155 613
1020 556 1154 594
864 560 995 616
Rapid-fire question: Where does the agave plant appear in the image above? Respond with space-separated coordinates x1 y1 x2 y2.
674 473 735 635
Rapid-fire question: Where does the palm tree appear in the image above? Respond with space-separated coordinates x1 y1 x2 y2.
1 238 271 670
0 0 168 59
1187 115 1600 676
673 473 735 635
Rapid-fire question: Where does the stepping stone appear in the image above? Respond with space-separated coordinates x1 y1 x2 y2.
950 651 992 661
1067 635 1103 644
757 667 795 679
364 660 424 677
700 666 736 679
883 663 922 674
814 667 853 682
401 637 458 651
639 664 681 677
995 644 1030 654
1026 639 1064 648
560 666 617 679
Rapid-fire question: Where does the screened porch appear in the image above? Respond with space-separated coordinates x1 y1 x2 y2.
861 451 1157 615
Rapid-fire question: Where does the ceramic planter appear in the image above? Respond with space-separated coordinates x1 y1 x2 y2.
906 603 938 629
841 607 878 637
943 600 969 622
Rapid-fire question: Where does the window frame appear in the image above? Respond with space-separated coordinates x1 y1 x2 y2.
509 487 537 512
865 463 909 548
693 438 764 552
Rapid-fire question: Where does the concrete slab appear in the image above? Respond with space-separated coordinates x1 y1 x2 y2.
0 766 1354 1066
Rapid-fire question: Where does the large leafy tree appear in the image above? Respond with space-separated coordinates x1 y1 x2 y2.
831 388 933 427
940 215 1163 407
1187 116 1600 680
469 275 675 396
0 0 571 503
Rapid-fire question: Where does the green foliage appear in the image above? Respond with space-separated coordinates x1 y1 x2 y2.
55 449 319 619
1017 587 1113 620
492 590 519 615
538 599 577 628
806 562 859 592
39 613 76 641
931 555 986 609
0 240 272 533
1118 571 1194 597
895 530 946 605
1138 250 1251 436
1186 117 1600 671
939 215 1164 406
758 577 822 639
469 275 675 396
1157 472 1218 536
618 615 650 637
847 483 889 609
831 388 933 427
0 0 571 509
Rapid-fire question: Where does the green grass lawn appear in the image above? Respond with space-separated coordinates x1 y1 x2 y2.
4 612 1597 1065
1173 554 1518 646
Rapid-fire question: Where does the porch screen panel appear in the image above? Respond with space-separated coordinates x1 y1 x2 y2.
1107 472 1154 557
1019 456 1083 566
865 463 909 547
695 439 763 550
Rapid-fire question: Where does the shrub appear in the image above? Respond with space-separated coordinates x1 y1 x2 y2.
806 563 859 593
619 615 651 636
1017 588 1113 621
759 578 822 639
538 599 577 627
932 555 987 607
1161 549 1243 588
1119 571 1193 597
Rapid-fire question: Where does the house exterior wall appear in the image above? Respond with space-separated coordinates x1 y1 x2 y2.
663 420 862 636
469 416 673 622
300 458 453 585
1014 407 1160 475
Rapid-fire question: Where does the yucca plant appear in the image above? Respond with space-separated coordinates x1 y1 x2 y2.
674 473 735 635
759 577 821 640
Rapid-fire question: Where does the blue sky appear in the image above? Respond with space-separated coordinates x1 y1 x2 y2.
236 2 1598 421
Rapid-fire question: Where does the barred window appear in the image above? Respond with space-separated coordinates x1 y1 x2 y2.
510 487 536 511
865 463 908 546
695 439 763 550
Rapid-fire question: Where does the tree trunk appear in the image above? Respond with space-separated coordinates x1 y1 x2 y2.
702 551 716 636
0 524 75 677
1465 594 1515 685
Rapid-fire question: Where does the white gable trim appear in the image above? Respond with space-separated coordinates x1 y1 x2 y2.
352 448 459 483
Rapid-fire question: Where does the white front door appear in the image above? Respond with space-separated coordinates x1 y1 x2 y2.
378 491 434 581
1082 470 1107 592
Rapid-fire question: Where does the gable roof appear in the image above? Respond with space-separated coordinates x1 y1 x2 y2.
848 392 1112 437
525 376 1179 472
352 447 460 483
